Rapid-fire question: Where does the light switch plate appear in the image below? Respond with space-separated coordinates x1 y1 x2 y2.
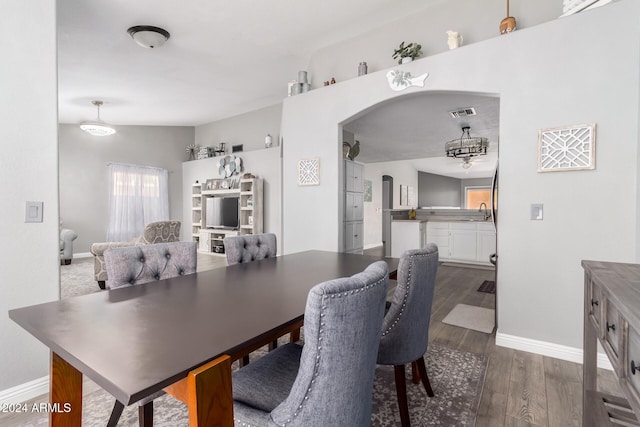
531 203 543 220
25 201 43 223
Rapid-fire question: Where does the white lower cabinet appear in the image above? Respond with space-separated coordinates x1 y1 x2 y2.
426 221 495 265
477 223 497 264
450 223 477 261
391 221 426 258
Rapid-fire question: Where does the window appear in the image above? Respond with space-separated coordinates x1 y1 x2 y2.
465 186 491 210
107 163 169 241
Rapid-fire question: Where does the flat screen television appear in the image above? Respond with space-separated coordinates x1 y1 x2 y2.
205 196 239 230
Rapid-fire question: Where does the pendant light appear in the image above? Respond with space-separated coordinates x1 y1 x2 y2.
500 0 516 34
80 100 116 136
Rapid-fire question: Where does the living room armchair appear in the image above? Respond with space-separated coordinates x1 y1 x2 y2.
90 221 181 289
60 228 78 265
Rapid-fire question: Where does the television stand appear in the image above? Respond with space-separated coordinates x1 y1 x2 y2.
198 229 238 255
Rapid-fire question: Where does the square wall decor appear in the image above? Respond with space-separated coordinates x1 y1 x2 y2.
538 123 595 172
297 158 320 186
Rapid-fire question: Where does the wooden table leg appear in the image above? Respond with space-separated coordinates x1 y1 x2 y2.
50 352 82 426
165 355 233 427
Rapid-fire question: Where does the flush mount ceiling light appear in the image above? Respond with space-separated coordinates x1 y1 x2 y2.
127 25 170 48
80 100 116 137
445 126 489 159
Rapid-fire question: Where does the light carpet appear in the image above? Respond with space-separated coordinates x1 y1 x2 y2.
60 258 101 299
442 303 495 334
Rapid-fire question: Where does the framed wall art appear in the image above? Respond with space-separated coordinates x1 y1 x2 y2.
297 158 320 186
537 123 595 172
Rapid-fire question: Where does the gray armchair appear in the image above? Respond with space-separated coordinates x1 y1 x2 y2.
232 260 389 427
102 241 197 427
90 220 181 289
59 228 78 265
223 232 277 266
377 243 439 427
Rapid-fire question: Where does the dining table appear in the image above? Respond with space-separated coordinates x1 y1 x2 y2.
9 250 399 426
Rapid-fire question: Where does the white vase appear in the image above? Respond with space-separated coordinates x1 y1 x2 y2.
401 57 413 64
446 30 463 50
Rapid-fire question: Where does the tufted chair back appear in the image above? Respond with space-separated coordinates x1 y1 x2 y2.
103 242 197 289
223 233 277 266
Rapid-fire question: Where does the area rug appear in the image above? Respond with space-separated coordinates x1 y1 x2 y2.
60 257 101 299
442 304 495 334
477 280 496 294
15 343 486 426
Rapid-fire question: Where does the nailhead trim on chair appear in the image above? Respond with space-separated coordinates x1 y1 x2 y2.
381 252 437 337
278 275 387 427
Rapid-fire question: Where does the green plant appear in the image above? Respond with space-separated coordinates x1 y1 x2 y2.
392 41 422 64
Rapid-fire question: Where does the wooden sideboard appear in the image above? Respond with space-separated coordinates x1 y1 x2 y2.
582 260 640 426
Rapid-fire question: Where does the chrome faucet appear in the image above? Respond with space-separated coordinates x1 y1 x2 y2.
479 202 490 220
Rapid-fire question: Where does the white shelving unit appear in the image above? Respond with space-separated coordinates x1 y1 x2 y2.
191 178 263 255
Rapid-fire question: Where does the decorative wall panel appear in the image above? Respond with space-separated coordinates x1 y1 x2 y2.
537 124 595 172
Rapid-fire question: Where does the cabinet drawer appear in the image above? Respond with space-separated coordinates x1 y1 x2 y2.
603 300 623 376
622 325 640 414
450 222 477 231
588 280 603 333
426 221 449 231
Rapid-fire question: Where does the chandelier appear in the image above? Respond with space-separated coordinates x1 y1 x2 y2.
445 126 489 159
80 100 116 137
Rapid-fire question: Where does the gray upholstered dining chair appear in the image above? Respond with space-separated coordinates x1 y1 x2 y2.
224 232 286 359
104 241 197 289
231 260 389 427
377 243 439 427
102 241 197 427
223 232 277 266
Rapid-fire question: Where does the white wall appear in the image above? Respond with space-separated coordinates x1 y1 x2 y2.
182 147 282 246
282 1 640 352
362 161 420 248
0 0 59 394
59 124 194 253
306 0 562 90
195 103 282 153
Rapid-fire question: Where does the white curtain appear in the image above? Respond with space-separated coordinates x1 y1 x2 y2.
106 163 169 242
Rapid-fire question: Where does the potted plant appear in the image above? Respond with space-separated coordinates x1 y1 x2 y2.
392 41 422 64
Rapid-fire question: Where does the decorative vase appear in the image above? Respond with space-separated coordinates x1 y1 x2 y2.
265 134 272 148
446 30 463 49
358 62 368 76
401 57 413 64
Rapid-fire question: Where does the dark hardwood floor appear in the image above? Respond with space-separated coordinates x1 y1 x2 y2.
363 245 620 426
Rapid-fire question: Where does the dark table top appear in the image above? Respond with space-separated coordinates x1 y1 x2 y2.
10 250 398 405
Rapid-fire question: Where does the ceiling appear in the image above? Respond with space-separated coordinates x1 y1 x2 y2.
57 0 444 126
343 92 499 178
57 0 498 178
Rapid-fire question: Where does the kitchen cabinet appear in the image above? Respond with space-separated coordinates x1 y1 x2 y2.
425 221 495 265
450 222 477 262
477 223 497 263
391 220 426 258
342 159 364 253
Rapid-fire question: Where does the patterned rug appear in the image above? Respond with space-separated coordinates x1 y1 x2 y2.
56 262 487 426
14 343 485 426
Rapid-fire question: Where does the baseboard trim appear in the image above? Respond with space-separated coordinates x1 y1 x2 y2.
0 376 48 405
363 243 383 250
496 332 613 371
73 252 92 259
